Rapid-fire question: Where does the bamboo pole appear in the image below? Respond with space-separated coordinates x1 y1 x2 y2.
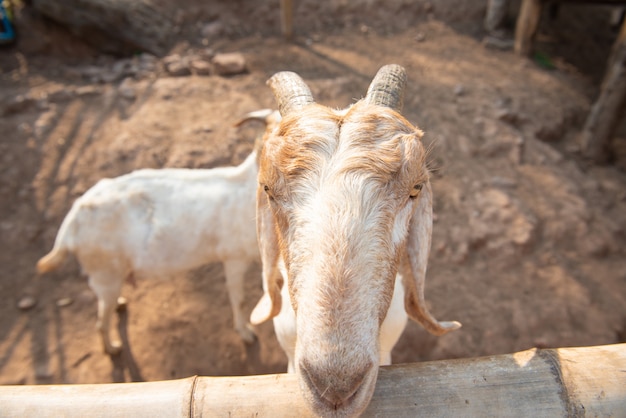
1 344 625 417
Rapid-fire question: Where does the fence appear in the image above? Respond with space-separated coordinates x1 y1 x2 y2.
1 343 624 417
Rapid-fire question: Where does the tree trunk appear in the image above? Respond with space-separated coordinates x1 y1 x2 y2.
31 0 177 56
581 19 626 163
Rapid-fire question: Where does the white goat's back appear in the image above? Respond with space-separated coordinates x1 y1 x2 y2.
67 155 258 278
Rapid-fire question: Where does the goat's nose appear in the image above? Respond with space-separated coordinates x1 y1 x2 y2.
300 360 373 409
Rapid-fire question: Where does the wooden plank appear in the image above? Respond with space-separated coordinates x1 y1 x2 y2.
0 344 624 417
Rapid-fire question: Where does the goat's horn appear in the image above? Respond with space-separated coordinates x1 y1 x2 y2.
365 64 407 112
267 71 315 116
233 109 275 127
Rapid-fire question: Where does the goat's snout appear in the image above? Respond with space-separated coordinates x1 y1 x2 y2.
299 358 374 414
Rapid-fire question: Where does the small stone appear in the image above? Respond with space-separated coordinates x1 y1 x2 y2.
166 60 191 77
197 48 215 60
482 35 514 50
48 89 75 104
490 176 518 189
118 78 136 100
495 108 520 125
75 86 102 97
18 296 36 310
162 54 191 77
80 66 105 83
111 59 136 80
18 123 32 135
193 125 213 133
212 52 247 76
139 52 158 64
56 297 73 308
414 32 426 42
190 59 211 76
201 21 224 38
163 53 180 65
453 84 465 96
535 120 565 142
3 95 36 115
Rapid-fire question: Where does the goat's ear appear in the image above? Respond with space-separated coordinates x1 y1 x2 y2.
401 180 462 335
250 186 283 325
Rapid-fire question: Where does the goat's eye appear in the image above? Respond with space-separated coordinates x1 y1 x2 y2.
263 184 275 201
409 184 423 199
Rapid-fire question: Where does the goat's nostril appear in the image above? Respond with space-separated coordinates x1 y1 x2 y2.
300 360 372 409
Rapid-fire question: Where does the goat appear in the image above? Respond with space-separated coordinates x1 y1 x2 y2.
36 109 280 355
250 65 461 417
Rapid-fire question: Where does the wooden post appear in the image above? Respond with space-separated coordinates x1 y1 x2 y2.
30 0 176 55
581 19 626 163
514 0 543 56
485 0 510 33
0 344 625 417
280 0 293 40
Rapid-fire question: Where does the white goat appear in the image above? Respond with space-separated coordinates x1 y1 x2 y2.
37 109 280 355
250 65 461 417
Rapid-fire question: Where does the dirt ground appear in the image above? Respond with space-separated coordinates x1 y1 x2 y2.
1 0 625 387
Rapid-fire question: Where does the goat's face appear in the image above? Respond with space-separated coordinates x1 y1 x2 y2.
252 65 460 417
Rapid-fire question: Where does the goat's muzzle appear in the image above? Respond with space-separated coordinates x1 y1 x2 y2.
298 357 378 417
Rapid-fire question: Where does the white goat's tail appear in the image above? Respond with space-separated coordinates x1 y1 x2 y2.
36 203 79 274
37 246 68 274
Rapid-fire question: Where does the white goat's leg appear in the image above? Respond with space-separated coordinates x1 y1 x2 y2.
273 281 297 372
379 276 408 365
88 274 123 355
223 259 256 343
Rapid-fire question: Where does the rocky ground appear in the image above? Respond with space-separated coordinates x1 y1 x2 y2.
0 0 625 386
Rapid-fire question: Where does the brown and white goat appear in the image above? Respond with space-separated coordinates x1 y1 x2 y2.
250 65 461 417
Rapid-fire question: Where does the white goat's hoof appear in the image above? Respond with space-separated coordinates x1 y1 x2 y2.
105 341 123 356
116 297 128 313
238 325 257 344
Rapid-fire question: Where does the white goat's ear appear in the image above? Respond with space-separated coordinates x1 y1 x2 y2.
250 186 283 325
401 180 462 335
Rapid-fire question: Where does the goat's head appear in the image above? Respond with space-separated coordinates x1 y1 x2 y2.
252 65 461 417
